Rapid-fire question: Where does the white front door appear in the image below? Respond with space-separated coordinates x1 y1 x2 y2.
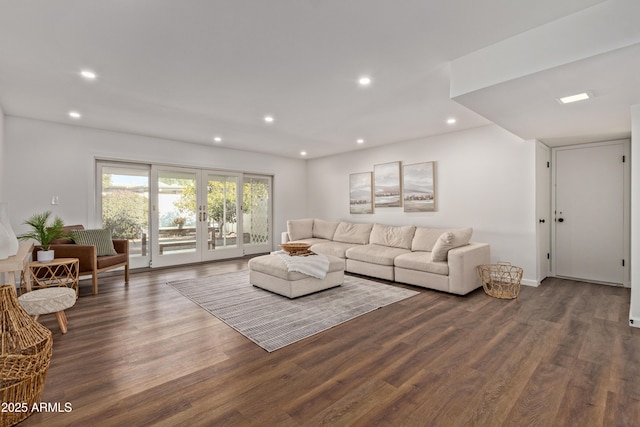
536 142 551 282
553 141 629 285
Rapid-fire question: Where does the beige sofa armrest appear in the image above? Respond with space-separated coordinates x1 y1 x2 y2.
447 242 491 295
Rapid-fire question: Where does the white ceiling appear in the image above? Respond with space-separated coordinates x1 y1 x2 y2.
1 0 634 160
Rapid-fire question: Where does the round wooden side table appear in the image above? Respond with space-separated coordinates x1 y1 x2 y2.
24 257 79 297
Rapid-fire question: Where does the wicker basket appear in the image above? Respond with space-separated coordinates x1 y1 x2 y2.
477 262 523 299
280 242 312 256
0 285 53 427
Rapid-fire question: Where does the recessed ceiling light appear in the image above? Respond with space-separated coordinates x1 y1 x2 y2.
558 92 591 104
447 118 457 124
68 111 81 119
300 151 307 156
358 76 372 86
264 115 274 123
357 139 365 144
213 136 222 143
80 70 97 80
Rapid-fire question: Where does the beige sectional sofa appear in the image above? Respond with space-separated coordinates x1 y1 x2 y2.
282 218 490 295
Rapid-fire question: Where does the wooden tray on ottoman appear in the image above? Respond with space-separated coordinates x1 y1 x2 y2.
279 243 313 256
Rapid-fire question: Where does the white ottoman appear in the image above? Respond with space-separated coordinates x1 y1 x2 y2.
18 287 76 334
248 254 344 298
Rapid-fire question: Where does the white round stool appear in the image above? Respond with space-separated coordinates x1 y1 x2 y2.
18 287 76 334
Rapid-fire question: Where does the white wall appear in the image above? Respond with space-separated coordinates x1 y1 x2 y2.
3 117 308 248
630 105 640 326
307 125 538 285
0 104 4 201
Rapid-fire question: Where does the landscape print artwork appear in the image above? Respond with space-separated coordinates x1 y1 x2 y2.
403 161 435 212
374 161 402 208
349 172 374 214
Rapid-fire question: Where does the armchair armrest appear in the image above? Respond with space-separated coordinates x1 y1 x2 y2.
48 244 98 273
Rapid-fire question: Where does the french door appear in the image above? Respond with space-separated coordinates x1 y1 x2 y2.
149 166 271 267
99 161 272 269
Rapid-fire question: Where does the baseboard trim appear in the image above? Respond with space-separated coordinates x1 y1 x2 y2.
521 279 539 287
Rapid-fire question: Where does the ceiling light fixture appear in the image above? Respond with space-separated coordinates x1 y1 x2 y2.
300 151 307 156
80 70 97 80
447 118 456 124
558 92 591 104
264 115 274 123
358 76 372 86
213 136 222 143
68 111 81 119
357 139 365 144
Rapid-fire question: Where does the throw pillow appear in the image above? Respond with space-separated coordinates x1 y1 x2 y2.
431 228 473 262
287 218 314 241
71 228 118 256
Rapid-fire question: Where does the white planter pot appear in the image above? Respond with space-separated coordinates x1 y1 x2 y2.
37 250 55 263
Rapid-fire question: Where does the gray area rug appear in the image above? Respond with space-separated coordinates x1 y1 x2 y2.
167 270 419 352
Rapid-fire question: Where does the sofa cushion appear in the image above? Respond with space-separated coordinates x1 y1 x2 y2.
412 227 452 252
71 228 117 256
96 253 128 269
431 228 473 262
333 222 373 244
311 241 361 259
346 244 411 266
287 218 314 241
370 223 416 249
313 219 340 240
394 252 449 275
288 237 331 246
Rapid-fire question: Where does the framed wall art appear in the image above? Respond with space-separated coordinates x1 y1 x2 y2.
349 172 374 214
403 161 435 212
374 161 402 208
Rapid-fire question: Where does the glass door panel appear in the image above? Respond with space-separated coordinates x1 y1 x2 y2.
243 175 272 254
152 167 201 267
201 172 243 260
97 162 150 269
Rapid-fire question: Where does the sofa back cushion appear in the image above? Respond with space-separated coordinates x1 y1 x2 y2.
312 219 340 240
412 227 453 252
287 218 314 241
431 228 473 262
333 222 374 245
370 223 416 249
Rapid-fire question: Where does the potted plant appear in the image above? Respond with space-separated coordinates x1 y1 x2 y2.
18 211 68 262
173 217 186 229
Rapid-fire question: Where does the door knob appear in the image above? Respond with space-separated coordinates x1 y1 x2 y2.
539 219 545 223
558 218 564 223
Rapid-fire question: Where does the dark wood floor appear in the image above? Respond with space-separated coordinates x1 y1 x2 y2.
18 257 640 427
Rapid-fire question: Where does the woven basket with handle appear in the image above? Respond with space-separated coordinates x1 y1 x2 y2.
1 285 53 426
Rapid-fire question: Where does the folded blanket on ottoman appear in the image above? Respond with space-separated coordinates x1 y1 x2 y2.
275 251 330 279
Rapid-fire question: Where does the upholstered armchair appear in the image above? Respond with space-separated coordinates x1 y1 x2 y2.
32 225 129 295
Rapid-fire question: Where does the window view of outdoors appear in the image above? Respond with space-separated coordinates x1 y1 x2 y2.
101 164 271 259
101 166 149 258
157 171 197 255
243 177 270 246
